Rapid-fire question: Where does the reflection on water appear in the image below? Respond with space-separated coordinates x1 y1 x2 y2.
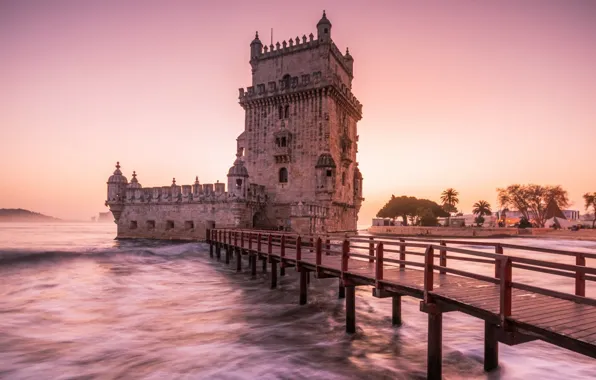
0 223 595 379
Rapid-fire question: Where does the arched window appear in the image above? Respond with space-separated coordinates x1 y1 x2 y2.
278 105 283 120
236 179 243 189
279 167 288 183
284 105 290 119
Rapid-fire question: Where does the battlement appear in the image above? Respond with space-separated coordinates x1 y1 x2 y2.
238 70 362 115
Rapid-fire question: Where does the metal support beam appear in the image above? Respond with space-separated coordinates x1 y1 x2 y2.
338 280 345 299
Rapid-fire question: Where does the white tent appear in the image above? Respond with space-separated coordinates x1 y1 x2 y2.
544 216 574 229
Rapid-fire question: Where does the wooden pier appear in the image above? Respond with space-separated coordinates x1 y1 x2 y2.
207 228 596 379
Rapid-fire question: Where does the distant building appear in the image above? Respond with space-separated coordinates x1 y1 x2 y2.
98 212 112 222
563 210 580 221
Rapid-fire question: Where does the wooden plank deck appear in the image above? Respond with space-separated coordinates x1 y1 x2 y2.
209 230 596 378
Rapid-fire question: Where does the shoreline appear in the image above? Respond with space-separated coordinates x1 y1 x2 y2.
366 225 596 242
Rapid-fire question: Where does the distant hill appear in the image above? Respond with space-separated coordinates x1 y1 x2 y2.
0 208 60 222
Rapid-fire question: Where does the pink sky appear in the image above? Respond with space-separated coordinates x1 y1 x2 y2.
1 0 595 222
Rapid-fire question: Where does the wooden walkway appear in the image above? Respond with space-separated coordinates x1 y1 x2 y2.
207 229 596 379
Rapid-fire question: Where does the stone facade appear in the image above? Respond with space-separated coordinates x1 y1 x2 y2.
105 12 364 240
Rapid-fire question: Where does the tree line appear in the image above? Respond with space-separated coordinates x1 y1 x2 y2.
376 184 596 228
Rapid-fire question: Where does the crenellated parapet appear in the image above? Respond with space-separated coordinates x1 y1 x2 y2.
106 162 267 219
238 70 363 118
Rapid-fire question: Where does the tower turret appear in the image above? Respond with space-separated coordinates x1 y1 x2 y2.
227 150 249 198
106 161 128 222
106 162 128 203
344 47 354 77
317 10 332 42
250 31 263 60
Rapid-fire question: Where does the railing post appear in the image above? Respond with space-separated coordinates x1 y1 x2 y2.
234 231 238 247
499 257 512 327
424 245 434 304
369 237 374 263
248 232 253 252
315 237 322 266
399 238 406 269
439 241 447 275
341 239 350 273
375 242 384 286
240 231 244 249
575 252 586 297
257 233 262 253
310 237 314 253
267 234 272 255
495 244 503 279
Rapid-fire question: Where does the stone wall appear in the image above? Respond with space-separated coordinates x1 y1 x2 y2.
116 203 256 241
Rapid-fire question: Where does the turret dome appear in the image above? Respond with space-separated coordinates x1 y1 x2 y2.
315 153 336 168
317 10 332 27
128 171 142 189
107 162 128 184
227 152 249 177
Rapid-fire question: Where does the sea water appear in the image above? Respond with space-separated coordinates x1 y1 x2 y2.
1 223 595 379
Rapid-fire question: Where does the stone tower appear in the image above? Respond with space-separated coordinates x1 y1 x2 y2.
237 11 364 233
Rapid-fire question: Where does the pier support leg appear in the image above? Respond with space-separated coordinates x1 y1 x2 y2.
251 255 257 279
280 265 285 276
262 258 267 273
225 247 230 264
427 310 443 380
484 321 499 372
209 242 213 258
236 248 242 272
338 280 345 299
346 285 356 334
307 271 310 284
299 270 308 305
270 261 278 289
392 295 402 326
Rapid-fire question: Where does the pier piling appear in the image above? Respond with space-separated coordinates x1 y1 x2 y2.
392 295 402 326
346 285 356 333
338 281 345 299
427 309 443 380
484 321 499 372
299 270 308 305
236 248 242 272
271 261 278 289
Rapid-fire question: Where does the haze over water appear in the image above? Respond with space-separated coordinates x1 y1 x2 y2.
1 223 595 379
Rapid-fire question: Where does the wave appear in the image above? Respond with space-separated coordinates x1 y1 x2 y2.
0 240 207 266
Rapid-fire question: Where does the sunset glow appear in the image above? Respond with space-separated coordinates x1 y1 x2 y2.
2 0 595 222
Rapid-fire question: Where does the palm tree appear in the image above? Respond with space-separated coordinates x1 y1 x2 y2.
440 188 459 226
472 200 492 217
584 192 596 228
473 200 492 227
